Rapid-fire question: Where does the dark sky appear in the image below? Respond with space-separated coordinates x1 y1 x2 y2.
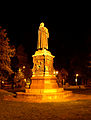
0 15 91 70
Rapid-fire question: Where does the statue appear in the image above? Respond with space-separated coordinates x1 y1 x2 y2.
37 22 49 50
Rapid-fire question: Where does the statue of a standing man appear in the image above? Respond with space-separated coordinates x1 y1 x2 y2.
37 22 49 50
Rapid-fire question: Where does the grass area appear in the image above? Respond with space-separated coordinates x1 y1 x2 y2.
0 99 91 120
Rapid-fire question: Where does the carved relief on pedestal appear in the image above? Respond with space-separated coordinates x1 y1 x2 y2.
32 55 44 76
32 49 55 77
45 55 54 75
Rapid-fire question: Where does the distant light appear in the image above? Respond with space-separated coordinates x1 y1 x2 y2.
23 66 25 69
56 71 58 75
76 74 79 77
24 79 26 82
54 71 56 74
75 79 77 82
19 68 21 72
2 81 4 84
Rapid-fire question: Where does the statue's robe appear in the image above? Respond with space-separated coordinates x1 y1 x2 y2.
37 25 49 50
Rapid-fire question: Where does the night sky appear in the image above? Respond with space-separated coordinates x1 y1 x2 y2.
0 15 91 70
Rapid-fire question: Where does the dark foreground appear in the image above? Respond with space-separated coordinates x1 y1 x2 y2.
0 99 91 120
0 89 91 120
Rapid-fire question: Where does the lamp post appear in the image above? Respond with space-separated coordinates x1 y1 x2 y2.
23 66 26 69
24 79 26 82
19 68 21 72
56 71 58 75
75 74 79 86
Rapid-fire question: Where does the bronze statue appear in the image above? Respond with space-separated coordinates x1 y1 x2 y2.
37 22 49 50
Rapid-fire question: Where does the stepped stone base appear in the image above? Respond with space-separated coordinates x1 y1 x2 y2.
16 76 72 102
16 88 72 102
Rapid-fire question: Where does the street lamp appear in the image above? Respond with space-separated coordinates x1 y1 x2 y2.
75 74 79 86
53 71 58 76
19 68 21 72
56 71 58 75
2 81 4 84
76 74 79 77
24 79 26 82
23 66 26 69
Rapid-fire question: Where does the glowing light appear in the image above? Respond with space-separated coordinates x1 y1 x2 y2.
19 68 21 72
24 79 26 82
54 71 56 74
23 66 25 69
75 74 79 86
56 71 58 75
75 79 77 82
2 81 4 84
76 74 79 77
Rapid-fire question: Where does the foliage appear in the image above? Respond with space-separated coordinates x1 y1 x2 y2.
57 68 68 86
14 69 25 88
0 26 15 83
69 55 89 85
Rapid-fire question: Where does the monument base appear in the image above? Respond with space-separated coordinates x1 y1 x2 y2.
16 88 72 102
30 76 58 89
16 77 72 102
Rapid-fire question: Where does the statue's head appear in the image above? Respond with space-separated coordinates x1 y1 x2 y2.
40 22 44 27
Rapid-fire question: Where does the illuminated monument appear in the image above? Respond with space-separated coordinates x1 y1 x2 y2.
17 23 72 102
31 22 58 89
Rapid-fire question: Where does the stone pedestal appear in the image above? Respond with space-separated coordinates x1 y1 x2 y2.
17 49 72 102
32 49 55 77
30 76 58 89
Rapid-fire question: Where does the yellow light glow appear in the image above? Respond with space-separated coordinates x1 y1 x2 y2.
19 68 21 72
24 79 26 82
76 74 79 77
56 71 58 75
54 71 56 74
23 66 25 69
2 81 4 84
